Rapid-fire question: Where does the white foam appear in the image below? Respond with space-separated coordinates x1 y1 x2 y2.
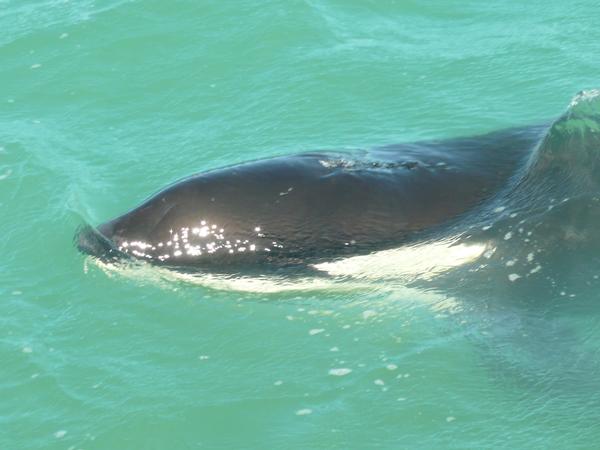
530 265 542 274
362 310 377 319
329 368 352 376
483 247 496 259
569 89 600 107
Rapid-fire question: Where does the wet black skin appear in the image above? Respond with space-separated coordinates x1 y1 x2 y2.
77 125 547 270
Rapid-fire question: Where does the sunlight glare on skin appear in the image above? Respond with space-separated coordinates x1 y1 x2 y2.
116 221 267 261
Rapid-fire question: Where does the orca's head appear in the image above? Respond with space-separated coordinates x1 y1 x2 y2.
74 193 188 264
75 224 124 262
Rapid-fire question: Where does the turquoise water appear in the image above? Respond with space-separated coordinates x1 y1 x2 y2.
2 1 600 448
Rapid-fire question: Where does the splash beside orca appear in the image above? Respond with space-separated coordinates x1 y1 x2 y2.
76 90 600 275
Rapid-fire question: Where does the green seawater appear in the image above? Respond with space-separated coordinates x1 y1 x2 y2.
2 1 600 448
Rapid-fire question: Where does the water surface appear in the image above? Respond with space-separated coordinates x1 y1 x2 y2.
2 1 600 448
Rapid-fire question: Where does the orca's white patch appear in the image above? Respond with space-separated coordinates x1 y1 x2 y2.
86 237 486 293
313 239 486 281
